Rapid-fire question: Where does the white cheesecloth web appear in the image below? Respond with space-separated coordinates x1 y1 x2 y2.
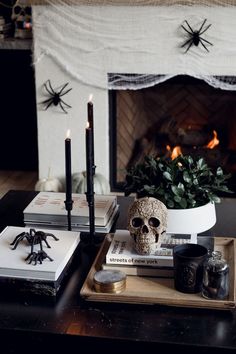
32 0 236 90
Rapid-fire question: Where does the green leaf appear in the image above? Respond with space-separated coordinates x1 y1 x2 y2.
179 198 188 208
216 167 223 176
177 183 185 191
124 153 232 209
183 171 191 183
163 171 172 181
174 195 182 203
167 199 175 208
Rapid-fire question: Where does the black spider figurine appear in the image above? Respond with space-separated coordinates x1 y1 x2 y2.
181 19 213 53
25 250 53 265
42 79 72 114
10 228 59 265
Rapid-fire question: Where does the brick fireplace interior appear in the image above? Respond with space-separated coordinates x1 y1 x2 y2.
110 75 236 194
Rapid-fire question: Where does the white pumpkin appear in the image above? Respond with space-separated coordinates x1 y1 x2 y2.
72 171 110 195
35 177 63 192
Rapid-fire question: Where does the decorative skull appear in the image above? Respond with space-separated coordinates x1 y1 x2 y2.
11 1 32 39
127 197 168 255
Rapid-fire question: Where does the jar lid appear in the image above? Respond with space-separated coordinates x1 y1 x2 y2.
208 250 228 272
93 270 126 293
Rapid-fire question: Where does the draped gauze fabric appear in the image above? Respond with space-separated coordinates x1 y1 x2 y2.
33 0 236 90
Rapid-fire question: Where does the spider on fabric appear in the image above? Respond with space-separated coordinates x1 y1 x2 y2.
10 228 59 265
181 19 213 53
42 80 72 114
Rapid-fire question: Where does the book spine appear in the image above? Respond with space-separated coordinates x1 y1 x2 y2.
106 254 173 267
0 24 12 30
0 33 10 39
102 264 174 277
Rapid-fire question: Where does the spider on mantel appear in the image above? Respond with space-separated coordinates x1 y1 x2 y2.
181 19 213 53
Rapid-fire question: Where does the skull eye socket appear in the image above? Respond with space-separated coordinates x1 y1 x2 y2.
14 6 22 15
132 217 143 228
25 7 32 16
148 217 160 227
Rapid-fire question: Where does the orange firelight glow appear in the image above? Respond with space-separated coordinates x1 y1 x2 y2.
166 145 182 160
171 146 182 160
206 130 219 149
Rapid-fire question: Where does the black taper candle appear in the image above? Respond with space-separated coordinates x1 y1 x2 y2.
86 124 95 243
87 95 95 175
86 125 93 197
64 130 73 231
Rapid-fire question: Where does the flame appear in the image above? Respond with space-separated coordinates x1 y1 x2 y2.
171 146 182 160
66 129 70 139
166 145 182 160
206 130 219 149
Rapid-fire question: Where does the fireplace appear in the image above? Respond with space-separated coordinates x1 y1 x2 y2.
110 75 236 194
32 2 236 187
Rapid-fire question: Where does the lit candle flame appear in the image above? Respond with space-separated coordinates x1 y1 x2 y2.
66 129 71 139
89 94 93 102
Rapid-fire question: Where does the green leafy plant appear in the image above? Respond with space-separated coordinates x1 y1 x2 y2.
124 155 232 209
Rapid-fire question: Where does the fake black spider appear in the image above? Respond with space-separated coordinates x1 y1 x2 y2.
25 250 53 265
42 80 72 114
10 228 59 265
181 19 213 53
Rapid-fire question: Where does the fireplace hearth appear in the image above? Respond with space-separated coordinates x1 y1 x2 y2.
109 75 236 194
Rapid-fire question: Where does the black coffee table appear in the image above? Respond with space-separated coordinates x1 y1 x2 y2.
0 190 235 354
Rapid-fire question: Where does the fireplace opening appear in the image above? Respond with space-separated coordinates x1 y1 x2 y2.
109 75 236 195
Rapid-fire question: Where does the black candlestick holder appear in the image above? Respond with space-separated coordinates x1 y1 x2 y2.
64 199 74 231
85 190 96 245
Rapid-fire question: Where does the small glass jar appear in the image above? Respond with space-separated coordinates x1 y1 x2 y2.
202 250 229 300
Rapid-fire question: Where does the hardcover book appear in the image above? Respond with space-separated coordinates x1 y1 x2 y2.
102 263 174 278
105 230 196 267
24 204 119 234
23 192 117 227
0 226 81 296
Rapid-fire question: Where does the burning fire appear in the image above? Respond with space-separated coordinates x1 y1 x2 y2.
206 130 219 149
165 130 219 161
166 145 182 160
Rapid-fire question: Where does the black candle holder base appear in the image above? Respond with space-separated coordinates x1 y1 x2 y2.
64 199 74 231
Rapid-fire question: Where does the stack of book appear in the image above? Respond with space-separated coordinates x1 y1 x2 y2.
0 226 81 296
23 192 119 233
0 17 13 39
102 230 197 278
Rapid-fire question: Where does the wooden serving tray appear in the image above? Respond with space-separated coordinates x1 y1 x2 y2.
80 235 236 310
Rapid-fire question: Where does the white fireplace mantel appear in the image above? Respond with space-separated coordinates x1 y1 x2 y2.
32 2 236 186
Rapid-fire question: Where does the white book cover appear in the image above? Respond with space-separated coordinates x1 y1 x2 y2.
106 230 174 267
106 230 196 267
23 192 117 226
0 226 80 281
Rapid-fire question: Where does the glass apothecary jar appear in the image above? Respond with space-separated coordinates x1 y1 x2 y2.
202 250 229 300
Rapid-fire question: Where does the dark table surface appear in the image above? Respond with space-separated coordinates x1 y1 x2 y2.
0 190 236 353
